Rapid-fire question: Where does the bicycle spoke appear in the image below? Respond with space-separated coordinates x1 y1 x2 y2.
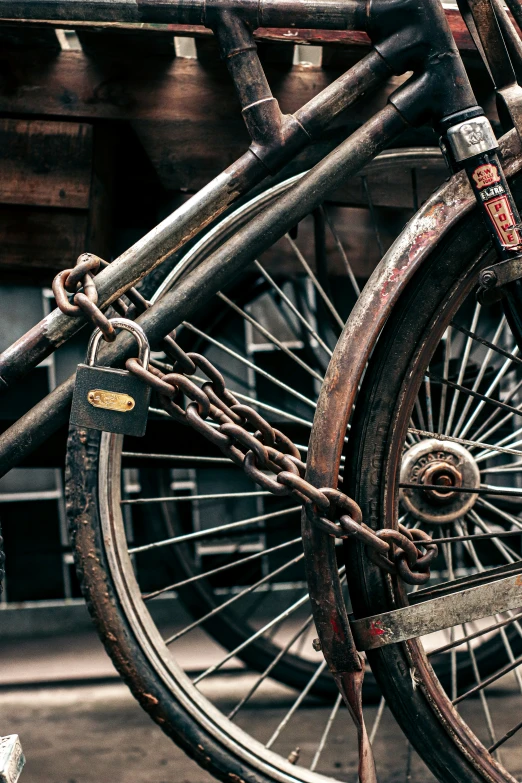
469 384 522 445
368 696 386 744
475 497 522 530
414 398 427 432
122 490 271 505
456 519 522 694
458 351 519 441
481 459 522 474
144 537 302 600
424 374 435 433
450 321 522 368
361 175 384 257
285 235 344 329
183 322 317 408
466 510 520 563
438 327 452 433
128 506 300 554
423 528 522 546
254 261 333 356
265 659 329 749
228 614 315 720
453 649 522 705
408 428 522 459
475 425 522 461
323 208 360 297
428 370 522 426
429 613 522 656
441 540 458 701
122 452 231 465
310 693 343 772
166 552 306 645
217 292 324 382
453 316 506 439
192 590 311 685
188 375 315 428
446 302 481 435
489 718 522 752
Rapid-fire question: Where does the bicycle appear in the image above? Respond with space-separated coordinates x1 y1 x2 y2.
1 0 522 781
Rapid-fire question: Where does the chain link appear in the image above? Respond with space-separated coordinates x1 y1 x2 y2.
53 253 437 586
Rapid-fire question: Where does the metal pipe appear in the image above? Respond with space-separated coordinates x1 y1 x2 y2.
0 48 389 390
0 0 363 28
0 102 407 477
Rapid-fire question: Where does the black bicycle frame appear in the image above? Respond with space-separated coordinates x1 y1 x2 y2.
0 0 517 475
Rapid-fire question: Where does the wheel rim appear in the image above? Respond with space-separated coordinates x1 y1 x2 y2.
93 150 457 780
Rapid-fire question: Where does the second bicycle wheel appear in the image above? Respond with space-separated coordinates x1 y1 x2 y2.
67 149 449 783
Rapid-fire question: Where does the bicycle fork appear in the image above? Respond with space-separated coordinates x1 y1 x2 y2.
439 111 522 349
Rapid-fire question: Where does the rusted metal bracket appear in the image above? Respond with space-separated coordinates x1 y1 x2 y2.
480 253 522 288
351 570 522 651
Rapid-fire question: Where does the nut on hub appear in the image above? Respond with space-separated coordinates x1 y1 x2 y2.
400 438 480 524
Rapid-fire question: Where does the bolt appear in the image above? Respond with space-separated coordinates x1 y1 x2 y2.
312 637 322 651
480 269 498 289
287 748 300 764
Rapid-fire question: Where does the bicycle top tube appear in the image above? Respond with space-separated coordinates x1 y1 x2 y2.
0 0 363 29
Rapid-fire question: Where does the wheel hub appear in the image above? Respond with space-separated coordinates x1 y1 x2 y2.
400 438 480 524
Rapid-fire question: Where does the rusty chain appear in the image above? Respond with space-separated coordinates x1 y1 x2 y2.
53 254 437 586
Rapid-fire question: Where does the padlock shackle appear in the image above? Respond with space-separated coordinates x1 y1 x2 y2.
86 318 151 370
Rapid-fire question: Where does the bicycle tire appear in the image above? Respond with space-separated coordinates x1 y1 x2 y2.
67 151 458 782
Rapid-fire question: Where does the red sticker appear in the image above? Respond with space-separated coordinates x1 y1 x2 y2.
369 620 386 637
484 195 520 248
472 163 501 190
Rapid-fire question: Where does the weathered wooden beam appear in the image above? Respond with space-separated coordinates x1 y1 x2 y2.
0 207 88 274
0 49 412 189
0 119 92 208
0 9 475 49
76 27 176 56
0 22 60 50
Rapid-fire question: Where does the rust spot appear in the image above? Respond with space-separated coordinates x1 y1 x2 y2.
369 620 386 637
142 693 159 706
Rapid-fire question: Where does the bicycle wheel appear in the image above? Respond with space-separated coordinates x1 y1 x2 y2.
67 150 448 783
339 170 522 780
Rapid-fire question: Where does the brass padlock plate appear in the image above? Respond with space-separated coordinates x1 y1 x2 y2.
87 389 135 412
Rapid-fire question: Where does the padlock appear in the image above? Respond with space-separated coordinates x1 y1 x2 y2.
70 318 152 437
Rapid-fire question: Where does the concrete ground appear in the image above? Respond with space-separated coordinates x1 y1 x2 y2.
0 628 520 783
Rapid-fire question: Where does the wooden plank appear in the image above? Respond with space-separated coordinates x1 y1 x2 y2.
0 119 92 209
0 50 411 189
0 9 476 50
0 207 88 275
77 27 175 57
0 22 60 51
86 124 114 260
